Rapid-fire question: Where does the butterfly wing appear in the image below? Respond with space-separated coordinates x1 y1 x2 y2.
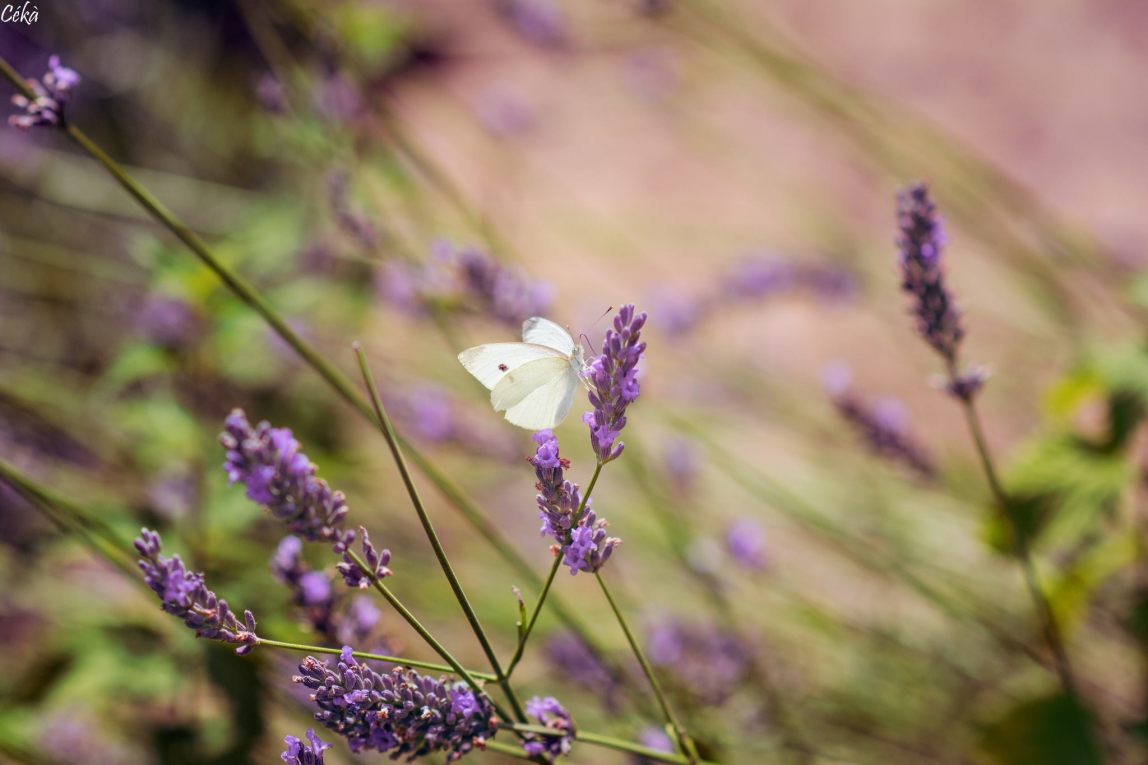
458 342 566 390
522 317 575 355
497 361 580 430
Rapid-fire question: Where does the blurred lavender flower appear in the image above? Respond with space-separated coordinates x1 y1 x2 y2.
136 295 201 348
315 72 363 123
633 727 675 764
221 409 349 544
9 55 80 130
255 72 287 114
647 619 750 705
328 170 380 250
623 49 679 103
294 647 497 759
662 438 699 495
544 632 619 706
896 183 963 363
378 242 552 326
495 0 569 49
134 528 259 654
584 305 647 463
38 715 140 765
824 366 936 480
457 246 553 325
532 431 620 575
273 536 336 636
726 518 768 571
474 86 535 138
522 696 575 760
338 595 383 647
282 729 330 765
649 288 707 338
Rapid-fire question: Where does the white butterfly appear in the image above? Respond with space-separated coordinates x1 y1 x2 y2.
458 317 589 430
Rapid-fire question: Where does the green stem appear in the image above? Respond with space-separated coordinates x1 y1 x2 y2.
595 572 699 764
505 461 604 679
497 725 723 765
255 638 497 680
352 345 526 722
343 548 510 720
945 360 1078 698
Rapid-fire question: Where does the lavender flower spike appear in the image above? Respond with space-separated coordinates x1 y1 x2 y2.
896 184 963 363
583 305 647 463
521 696 575 761
531 431 620 575
282 730 330 765
294 646 497 759
134 528 259 655
221 409 349 544
9 55 80 130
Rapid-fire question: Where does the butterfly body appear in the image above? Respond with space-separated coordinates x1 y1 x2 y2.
458 317 589 430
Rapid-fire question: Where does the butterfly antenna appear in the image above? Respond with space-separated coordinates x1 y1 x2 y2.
579 332 597 355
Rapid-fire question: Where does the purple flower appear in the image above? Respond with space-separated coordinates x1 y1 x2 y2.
334 526 393 588
544 632 619 706
662 438 699 495
647 619 750 705
825 369 936 480
282 729 330 764
521 696 575 760
338 595 383 647
726 518 768 571
456 246 553 326
293 648 497 759
221 410 350 544
9 55 79 130
583 305 647 463
896 183 963 363
495 0 569 49
531 431 620 575
223 411 391 586
134 528 259 655
635 727 675 764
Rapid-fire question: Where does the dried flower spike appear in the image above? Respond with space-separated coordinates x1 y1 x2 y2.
134 528 259 655
896 183 963 363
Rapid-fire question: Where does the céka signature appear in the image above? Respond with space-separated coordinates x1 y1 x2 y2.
2 1 38 24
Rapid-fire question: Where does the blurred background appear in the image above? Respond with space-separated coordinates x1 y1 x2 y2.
2 1 1148 763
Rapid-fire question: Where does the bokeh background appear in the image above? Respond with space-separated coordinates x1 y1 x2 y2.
2 1 1148 763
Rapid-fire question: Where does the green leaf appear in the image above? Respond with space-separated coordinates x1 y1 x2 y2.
978 693 1103 765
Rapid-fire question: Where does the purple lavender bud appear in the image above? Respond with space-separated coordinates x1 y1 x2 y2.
8 55 79 131
583 305 647 463
531 431 621 575
282 729 330 765
896 183 963 362
825 371 936 480
220 410 350 544
648 288 706 338
561 509 620 576
137 295 201 348
723 255 795 300
293 648 498 758
726 518 768 571
334 527 393 588
521 696 575 760
134 528 259 655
